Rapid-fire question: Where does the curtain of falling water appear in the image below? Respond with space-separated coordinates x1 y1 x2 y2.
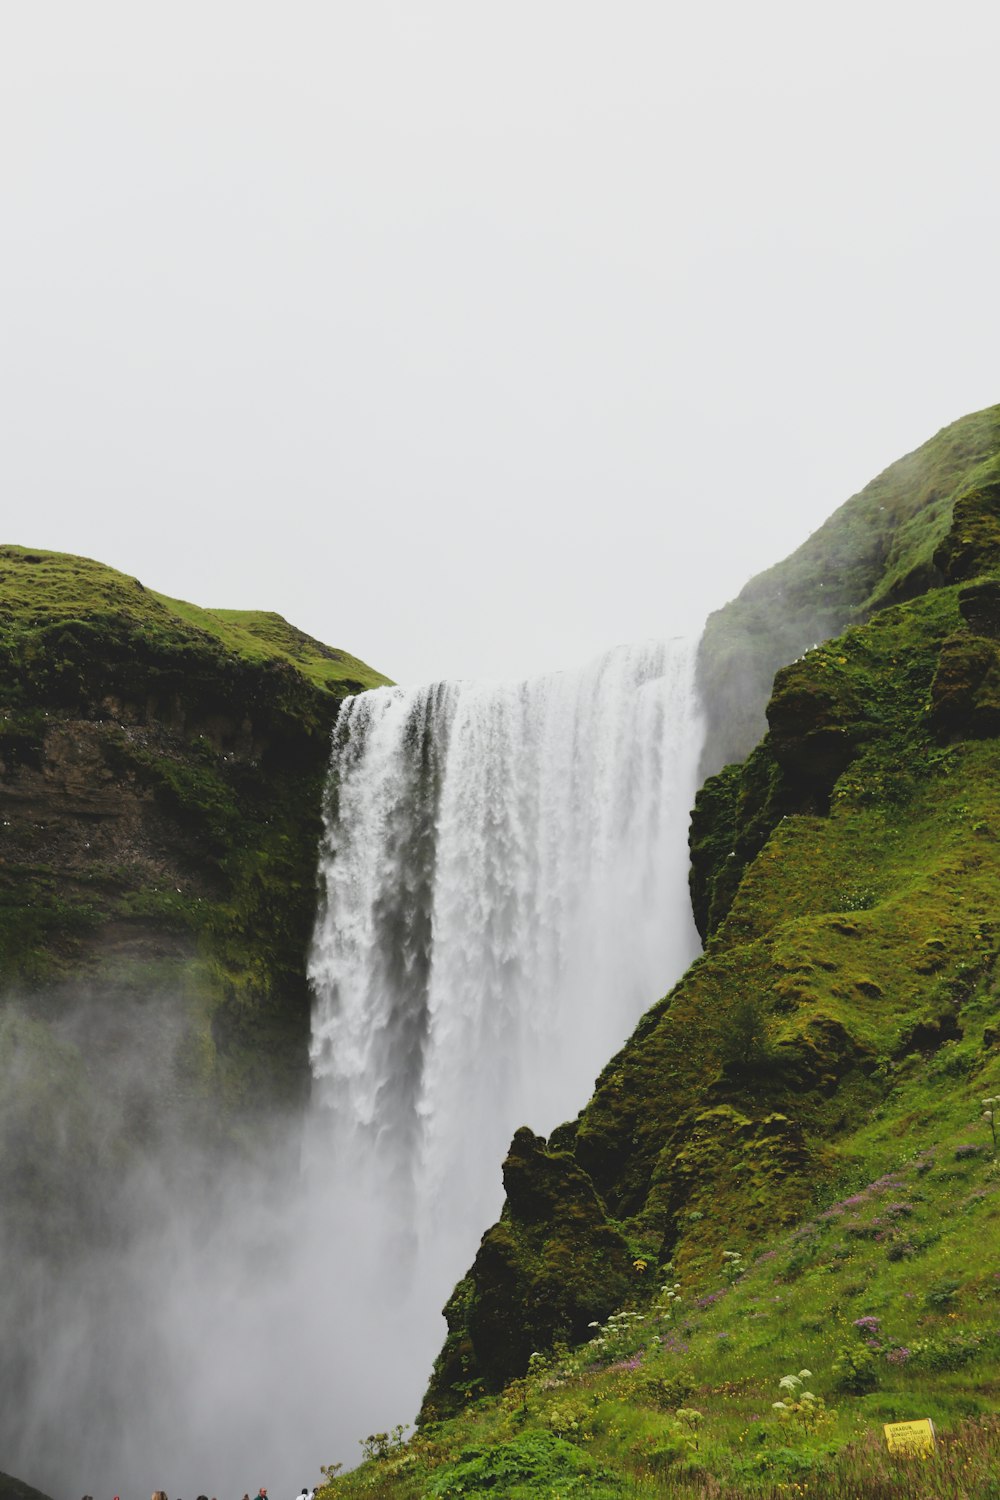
308 638 705 1295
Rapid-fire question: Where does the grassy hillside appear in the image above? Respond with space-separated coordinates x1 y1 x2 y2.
0 543 388 702
323 1099 1000 1496
319 420 1000 1497
698 403 1000 772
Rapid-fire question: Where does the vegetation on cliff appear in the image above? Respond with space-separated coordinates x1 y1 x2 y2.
697 402 1000 773
326 1102 1000 1495
0 544 389 1123
322 409 1000 1496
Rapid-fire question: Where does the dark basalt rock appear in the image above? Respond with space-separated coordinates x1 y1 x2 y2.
929 633 1000 739
420 1128 633 1420
958 578 1000 637
470 1125 634 1362
934 481 1000 583
689 743 795 942
767 658 865 796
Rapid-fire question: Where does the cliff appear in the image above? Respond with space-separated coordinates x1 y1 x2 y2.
0 545 389 1123
389 408 1000 1496
697 404 1000 774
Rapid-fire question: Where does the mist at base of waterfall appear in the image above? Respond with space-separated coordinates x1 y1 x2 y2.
0 992 443 1499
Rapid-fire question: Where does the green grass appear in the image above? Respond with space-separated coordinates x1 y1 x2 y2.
322 1104 1000 1496
153 597 390 694
0 543 390 696
698 401 1000 771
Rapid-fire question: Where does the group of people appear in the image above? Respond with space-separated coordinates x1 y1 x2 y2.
92 1484 317 1500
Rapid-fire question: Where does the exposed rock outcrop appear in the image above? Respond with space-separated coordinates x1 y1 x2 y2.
421 1127 634 1419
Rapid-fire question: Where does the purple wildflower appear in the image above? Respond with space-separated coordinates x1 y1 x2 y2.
694 1290 727 1309
658 1335 689 1355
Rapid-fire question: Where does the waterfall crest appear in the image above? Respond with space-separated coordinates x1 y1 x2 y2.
308 637 705 1284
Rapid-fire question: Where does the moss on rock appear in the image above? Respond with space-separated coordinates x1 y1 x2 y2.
0 545 389 1123
698 403 1000 773
421 1128 633 1419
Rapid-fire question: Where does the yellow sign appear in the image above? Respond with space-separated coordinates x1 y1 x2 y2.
884 1419 936 1455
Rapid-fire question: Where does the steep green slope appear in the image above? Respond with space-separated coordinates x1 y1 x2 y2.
698 403 1000 773
422 571 1000 1417
422 443 1000 1420
0 544 387 699
0 545 389 1121
325 1102 1000 1496
317 414 1000 1497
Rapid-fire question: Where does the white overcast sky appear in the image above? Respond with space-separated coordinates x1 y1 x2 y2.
2 2 999 684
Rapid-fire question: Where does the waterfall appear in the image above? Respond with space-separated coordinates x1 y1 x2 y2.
0 637 707 1499
308 637 705 1298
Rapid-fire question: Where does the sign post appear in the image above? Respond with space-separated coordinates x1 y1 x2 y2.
883 1419 936 1456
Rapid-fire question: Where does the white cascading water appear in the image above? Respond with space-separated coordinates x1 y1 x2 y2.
308 637 705 1320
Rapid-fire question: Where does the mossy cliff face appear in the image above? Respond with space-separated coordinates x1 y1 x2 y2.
424 1128 634 1418
421 410 1000 1422
0 545 389 1125
697 403 1000 774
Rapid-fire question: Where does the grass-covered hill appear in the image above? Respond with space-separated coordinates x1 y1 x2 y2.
0 544 389 1125
322 412 1000 1497
698 403 1000 772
